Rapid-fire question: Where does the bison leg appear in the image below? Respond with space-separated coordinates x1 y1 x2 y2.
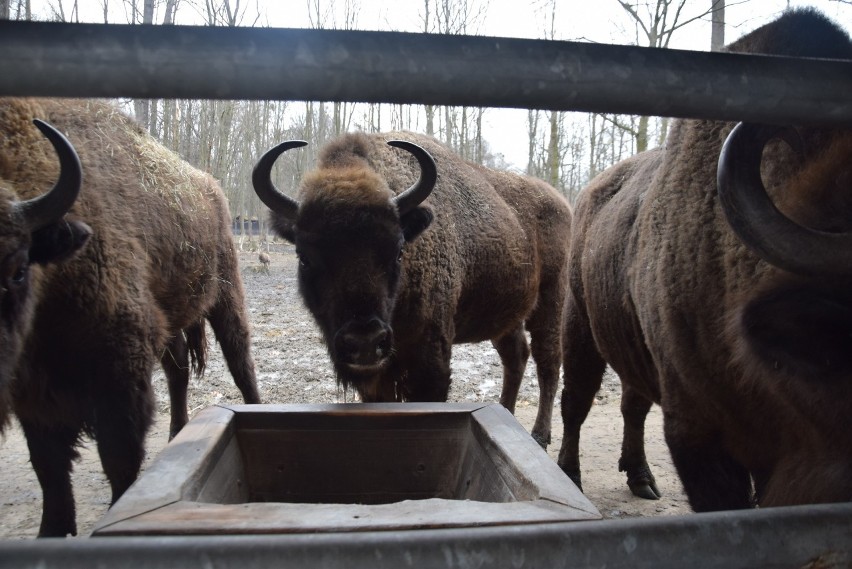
619 385 661 499
663 413 753 512
206 289 261 405
161 333 190 440
556 298 607 492
399 337 452 402
93 377 155 508
526 288 567 449
492 326 530 415
19 419 80 537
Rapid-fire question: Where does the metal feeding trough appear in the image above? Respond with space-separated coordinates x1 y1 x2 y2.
92 403 600 535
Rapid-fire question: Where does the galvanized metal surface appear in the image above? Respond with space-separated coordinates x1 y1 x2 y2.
1 21 851 125
1 502 850 568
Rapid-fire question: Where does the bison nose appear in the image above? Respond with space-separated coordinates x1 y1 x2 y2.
335 317 393 367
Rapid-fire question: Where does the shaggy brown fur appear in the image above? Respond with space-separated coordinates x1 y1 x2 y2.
0 98 260 537
262 131 572 448
557 8 852 511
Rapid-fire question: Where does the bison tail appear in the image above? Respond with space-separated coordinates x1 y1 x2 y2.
185 322 208 378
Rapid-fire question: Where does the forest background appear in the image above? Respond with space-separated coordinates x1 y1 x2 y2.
2 0 850 238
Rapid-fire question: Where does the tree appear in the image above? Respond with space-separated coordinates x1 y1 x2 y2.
711 0 725 51
131 0 155 131
0 0 30 19
419 0 488 157
616 0 722 151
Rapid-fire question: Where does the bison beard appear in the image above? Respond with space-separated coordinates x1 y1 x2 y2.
254 131 572 447
0 98 261 537
557 8 852 512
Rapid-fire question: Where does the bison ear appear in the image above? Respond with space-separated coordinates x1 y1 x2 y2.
400 206 433 243
271 216 296 244
740 285 852 381
28 219 92 265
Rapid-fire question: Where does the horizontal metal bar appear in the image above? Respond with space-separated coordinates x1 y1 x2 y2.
2 503 850 568
1 21 851 126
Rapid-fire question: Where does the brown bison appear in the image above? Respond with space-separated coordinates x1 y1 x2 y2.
0 98 261 537
0 120 90 423
253 132 572 447
557 8 852 512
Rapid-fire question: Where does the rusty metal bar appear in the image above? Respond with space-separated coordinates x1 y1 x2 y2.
1 21 851 125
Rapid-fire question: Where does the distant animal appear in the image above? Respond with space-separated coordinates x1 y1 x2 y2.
557 8 852 511
253 131 572 448
0 98 261 537
259 251 271 274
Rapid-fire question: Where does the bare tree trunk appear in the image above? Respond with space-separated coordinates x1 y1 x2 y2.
711 0 725 51
588 113 599 181
636 114 649 153
444 107 453 148
657 117 669 146
527 109 539 175
475 108 483 164
547 111 560 188
163 0 178 23
1 0 11 18
333 102 341 135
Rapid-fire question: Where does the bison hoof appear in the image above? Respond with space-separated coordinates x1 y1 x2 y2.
38 520 77 538
626 467 661 500
565 470 584 493
531 431 550 449
629 481 662 500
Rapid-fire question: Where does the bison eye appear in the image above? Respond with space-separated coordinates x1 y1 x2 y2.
297 254 311 270
10 266 27 285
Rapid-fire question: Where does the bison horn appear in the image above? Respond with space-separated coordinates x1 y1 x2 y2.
252 140 306 221
717 122 852 276
387 140 437 215
17 120 82 231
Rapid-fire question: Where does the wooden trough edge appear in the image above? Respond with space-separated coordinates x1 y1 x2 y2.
93 403 600 536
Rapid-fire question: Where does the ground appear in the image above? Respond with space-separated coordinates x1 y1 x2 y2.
0 245 691 539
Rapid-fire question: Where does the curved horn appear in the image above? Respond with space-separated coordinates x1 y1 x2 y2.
17 120 82 231
252 140 306 221
387 140 437 215
717 122 852 276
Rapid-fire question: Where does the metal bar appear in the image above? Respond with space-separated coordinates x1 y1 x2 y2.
1 503 850 569
1 21 851 126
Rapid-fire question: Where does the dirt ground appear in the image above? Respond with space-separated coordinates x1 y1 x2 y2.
0 244 691 539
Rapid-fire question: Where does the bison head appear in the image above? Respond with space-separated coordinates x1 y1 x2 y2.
0 120 91 414
718 124 852 500
252 138 436 396
718 122 852 382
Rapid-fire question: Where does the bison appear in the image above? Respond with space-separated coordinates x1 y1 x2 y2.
0 120 90 426
557 8 852 512
0 98 261 537
253 132 572 447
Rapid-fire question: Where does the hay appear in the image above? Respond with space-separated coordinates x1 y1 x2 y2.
129 128 209 220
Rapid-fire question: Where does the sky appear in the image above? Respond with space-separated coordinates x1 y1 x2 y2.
25 0 852 169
